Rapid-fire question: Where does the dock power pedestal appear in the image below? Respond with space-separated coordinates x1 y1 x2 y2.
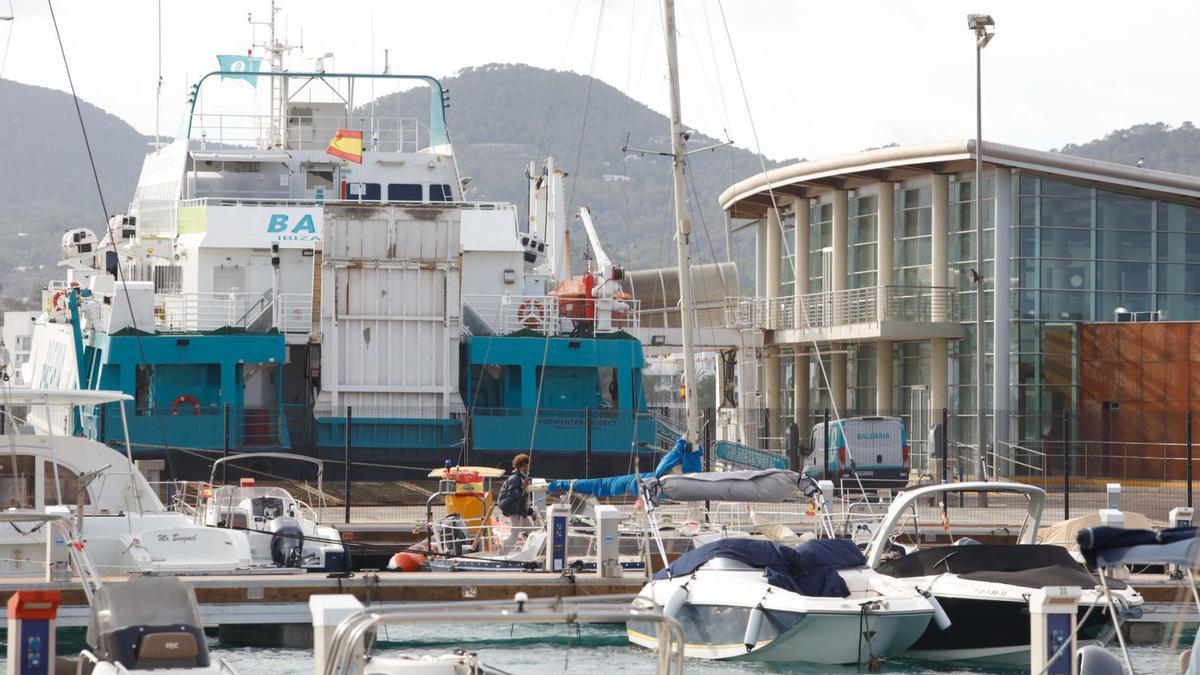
545 503 569 573
594 504 621 577
1029 586 1081 675
6 590 61 675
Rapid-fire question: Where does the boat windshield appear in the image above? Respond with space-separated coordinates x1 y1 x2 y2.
87 576 203 645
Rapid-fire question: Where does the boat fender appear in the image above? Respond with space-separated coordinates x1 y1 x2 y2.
663 582 689 619
270 525 305 567
743 604 764 652
918 588 952 630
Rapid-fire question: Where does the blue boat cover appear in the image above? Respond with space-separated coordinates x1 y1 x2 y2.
1077 526 1199 571
653 537 866 598
546 437 702 497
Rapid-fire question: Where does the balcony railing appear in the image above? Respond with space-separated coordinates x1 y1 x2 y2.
730 285 957 331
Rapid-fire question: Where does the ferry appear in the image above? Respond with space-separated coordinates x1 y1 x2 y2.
15 5 740 479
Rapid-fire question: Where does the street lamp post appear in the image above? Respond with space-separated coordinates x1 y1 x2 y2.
968 14 994 481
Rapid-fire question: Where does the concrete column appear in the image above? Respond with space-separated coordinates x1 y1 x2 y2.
831 190 849 293
793 199 812 435
876 341 893 414
930 339 948 416
930 174 950 415
766 208 782 298
877 182 895 292
755 219 767 298
763 350 780 448
993 169 1013 455
875 184 895 415
794 350 810 433
793 199 810 301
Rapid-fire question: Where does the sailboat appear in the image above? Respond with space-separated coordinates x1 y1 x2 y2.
626 1 936 666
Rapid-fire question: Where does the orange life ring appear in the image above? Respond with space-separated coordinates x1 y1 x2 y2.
171 395 201 416
517 300 545 329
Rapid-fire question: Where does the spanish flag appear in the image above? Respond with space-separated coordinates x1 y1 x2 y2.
326 129 363 164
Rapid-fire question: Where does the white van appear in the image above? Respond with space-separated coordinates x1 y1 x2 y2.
804 416 909 490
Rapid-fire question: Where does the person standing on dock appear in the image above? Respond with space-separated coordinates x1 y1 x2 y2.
498 453 533 554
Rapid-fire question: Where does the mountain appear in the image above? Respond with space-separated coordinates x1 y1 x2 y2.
1054 121 1200 174
0 78 150 303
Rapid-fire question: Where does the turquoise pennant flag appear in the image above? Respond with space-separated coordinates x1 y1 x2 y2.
216 55 263 85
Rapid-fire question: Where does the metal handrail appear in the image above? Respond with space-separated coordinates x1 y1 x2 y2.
730 284 958 330
321 595 686 675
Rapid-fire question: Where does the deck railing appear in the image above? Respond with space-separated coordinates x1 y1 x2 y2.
463 294 640 336
155 291 314 334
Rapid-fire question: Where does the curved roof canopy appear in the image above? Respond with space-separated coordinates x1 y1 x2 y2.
720 139 1200 219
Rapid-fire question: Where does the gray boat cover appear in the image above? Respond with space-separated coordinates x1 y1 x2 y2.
643 469 800 503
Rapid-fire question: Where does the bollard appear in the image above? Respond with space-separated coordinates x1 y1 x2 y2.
1106 483 1121 510
1029 586 1081 675
545 503 569 573
1098 509 1125 529
817 480 835 511
7 590 61 675
594 504 621 578
309 595 364 675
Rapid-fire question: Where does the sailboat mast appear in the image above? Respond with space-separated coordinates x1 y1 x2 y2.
662 0 701 446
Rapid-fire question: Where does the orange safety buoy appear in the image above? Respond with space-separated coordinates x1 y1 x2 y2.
517 299 545 329
387 551 426 572
171 394 201 416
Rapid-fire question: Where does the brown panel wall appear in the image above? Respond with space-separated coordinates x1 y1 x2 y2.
1078 322 1198 480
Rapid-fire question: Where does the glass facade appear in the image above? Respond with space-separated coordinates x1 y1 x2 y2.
757 167 1200 451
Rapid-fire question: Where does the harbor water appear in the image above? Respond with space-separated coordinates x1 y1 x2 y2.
32 623 1183 674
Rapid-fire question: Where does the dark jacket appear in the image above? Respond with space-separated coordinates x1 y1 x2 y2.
498 469 531 517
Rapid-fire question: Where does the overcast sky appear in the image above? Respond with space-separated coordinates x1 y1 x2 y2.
2 0 1196 161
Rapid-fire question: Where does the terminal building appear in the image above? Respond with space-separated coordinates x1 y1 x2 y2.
719 140 1200 474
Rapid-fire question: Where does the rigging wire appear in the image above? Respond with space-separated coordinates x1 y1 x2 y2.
536 0 583 156
0 0 14 81
528 0 607 464
714 0 871 495
45 0 175 496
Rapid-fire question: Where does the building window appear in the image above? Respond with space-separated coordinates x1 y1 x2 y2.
849 195 878 289
808 202 832 293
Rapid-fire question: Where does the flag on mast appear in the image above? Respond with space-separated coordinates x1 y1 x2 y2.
326 129 364 164
216 55 263 85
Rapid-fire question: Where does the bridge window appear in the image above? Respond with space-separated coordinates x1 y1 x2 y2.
44 461 91 506
387 183 422 201
429 183 453 202
0 455 34 509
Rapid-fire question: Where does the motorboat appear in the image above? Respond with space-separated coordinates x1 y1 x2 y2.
0 389 254 575
194 453 347 572
1076 525 1198 674
313 593 685 675
82 576 236 675
627 537 934 665
863 481 1144 664
0 510 236 674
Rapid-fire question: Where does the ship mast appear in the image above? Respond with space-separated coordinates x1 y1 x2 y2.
662 0 701 447
250 0 299 148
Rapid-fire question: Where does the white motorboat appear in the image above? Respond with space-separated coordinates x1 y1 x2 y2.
0 510 236 675
863 481 1144 664
196 453 347 571
0 389 254 575
82 576 237 675
628 537 934 665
